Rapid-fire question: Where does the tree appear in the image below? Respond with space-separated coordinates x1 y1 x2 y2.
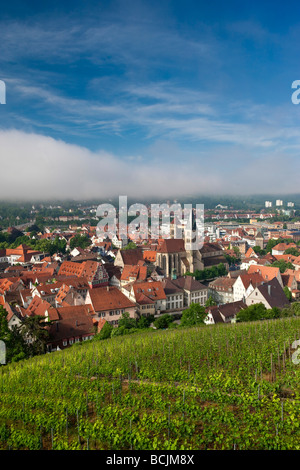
153 314 174 329
70 234 91 250
181 303 207 327
0 306 10 343
236 303 283 322
35 215 45 232
137 315 154 329
50 236 67 255
285 247 300 256
97 321 113 340
190 263 228 282
290 302 300 316
111 325 139 337
224 254 236 266
122 241 137 250
236 303 267 322
233 246 240 257
20 315 50 356
0 306 28 363
210 266 219 279
265 237 293 254
217 263 227 276
117 312 137 330
253 245 266 256
271 259 294 273
206 295 216 307
283 286 292 301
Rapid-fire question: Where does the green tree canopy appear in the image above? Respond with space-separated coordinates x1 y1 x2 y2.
122 241 137 250
284 247 300 256
283 286 292 301
117 312 137 330
205 295 217 307
271 259 294 273
153 314 174 329
265 238 294 253
70 234 91 250
180 303 207 327
97 321 113 340
137 315 154 329
186 263 228 281
236 303 282 322
253 246 267 256
0 306 28 363
20 315 50 356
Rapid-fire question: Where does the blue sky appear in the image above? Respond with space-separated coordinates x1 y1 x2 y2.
0 0 300 200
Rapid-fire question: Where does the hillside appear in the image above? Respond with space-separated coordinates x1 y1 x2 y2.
1 317 300 450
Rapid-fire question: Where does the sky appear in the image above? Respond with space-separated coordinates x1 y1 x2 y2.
0 0 300 201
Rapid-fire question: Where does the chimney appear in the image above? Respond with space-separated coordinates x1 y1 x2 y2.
268 285 271 296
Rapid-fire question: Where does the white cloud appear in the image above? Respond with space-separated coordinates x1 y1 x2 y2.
0 129 299 201
0 129 212 200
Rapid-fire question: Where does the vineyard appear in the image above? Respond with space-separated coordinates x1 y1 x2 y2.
1 316 300 450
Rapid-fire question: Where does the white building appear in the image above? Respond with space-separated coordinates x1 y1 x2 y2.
111 234 128 249
240 258 259 271
245 278 289 309
233 273 264 302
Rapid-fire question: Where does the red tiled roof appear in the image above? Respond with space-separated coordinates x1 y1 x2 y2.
157 239 185 254
209 277 235 291
248 264 280 282
5 244 43 262
47 305 95 341
119 248 144 265
88 286 136 312
0 278 13 295
281 273 296 288
239 273 264 290
272 243 296 252
273 254 296 263
143 251 157 262
58 260 108 284
121 264 147 282
245 247 258 258
285 269 300 282
25 295 52 317
133 281 166 302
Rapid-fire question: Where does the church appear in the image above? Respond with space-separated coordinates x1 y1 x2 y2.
154 239 199 277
